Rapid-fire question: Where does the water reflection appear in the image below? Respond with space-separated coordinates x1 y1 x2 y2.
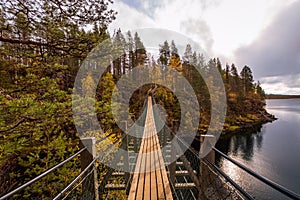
216 124 263 162
255 129 264 149
215 99 300 200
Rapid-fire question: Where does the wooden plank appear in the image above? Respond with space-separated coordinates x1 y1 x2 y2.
135 139 147 199
154 132 173 199
105 184 126 190
175 183 196 189
128 129 146 199
150 135 157 199
128 97 173 200
151 96 173 199
153 136 165 199
135 99 152 199
149 104 166 200
144 99 154 199
112 171 125 176
144 138 151 199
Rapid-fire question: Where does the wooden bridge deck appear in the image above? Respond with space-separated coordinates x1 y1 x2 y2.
128 97 173 200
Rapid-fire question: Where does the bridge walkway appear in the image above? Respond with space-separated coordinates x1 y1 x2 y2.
128 96 173 200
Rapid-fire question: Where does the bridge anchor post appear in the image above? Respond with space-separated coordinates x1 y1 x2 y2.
199 135 216 200
80 137 99 200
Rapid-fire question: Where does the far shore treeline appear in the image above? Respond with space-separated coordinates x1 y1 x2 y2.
0 0 275 199
266 94 300 99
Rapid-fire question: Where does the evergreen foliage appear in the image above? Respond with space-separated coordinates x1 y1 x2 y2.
0 1 273 197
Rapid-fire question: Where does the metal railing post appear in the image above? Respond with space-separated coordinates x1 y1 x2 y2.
80 137 99 200
170 120 179 186
121 121 130 183
199 135 216 200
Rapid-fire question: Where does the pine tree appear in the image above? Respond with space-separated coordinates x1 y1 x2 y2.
96 72 118 131
82 72 96 98
182 44 193 80
158 40 170 67
133 32 146 67
216 58 222 75
133 32 145 50
225 63 230 84
197 53 206 70
256 81 265 98
230 63 240 93
183 44 193 64
240 65 254 96
113 29 126 76
170 40 178 56
126 31 134 71
207 58 217 74
0 0 116 58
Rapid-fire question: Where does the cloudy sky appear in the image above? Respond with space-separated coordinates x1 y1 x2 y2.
108 0 300 94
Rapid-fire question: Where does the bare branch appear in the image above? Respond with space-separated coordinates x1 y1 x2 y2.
0 118 26 133
0 116 37 134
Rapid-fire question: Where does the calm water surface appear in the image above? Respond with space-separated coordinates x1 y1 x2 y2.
216 99 300 200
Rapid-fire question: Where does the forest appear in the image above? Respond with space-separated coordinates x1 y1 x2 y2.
0 0 275 198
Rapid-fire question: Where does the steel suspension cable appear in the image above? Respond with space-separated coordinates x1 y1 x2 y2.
0 147 87 200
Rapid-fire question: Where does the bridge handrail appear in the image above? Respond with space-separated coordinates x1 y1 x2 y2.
55 116 143 199
53 155 99 200
170 133 254 199
212 146 300 200
203 157 255 200
170 132 300 200
0 147 87 200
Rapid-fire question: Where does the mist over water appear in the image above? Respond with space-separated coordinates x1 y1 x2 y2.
216 99 300 200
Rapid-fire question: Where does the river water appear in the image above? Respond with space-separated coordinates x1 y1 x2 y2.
216 99 300 199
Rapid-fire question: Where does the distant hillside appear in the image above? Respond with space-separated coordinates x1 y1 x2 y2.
266 94 300 99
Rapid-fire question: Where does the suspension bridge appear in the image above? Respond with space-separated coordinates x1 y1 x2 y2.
1 96 300 200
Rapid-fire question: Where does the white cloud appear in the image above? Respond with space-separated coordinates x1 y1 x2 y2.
108 1 156 33
111 0 294 58
109 0 299 94
261 74 300 95
234 0 300 79
201 0 295 57
180 19 214 53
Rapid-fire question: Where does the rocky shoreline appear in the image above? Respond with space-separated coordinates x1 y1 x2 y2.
197 110 277 136
221 111 277 135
